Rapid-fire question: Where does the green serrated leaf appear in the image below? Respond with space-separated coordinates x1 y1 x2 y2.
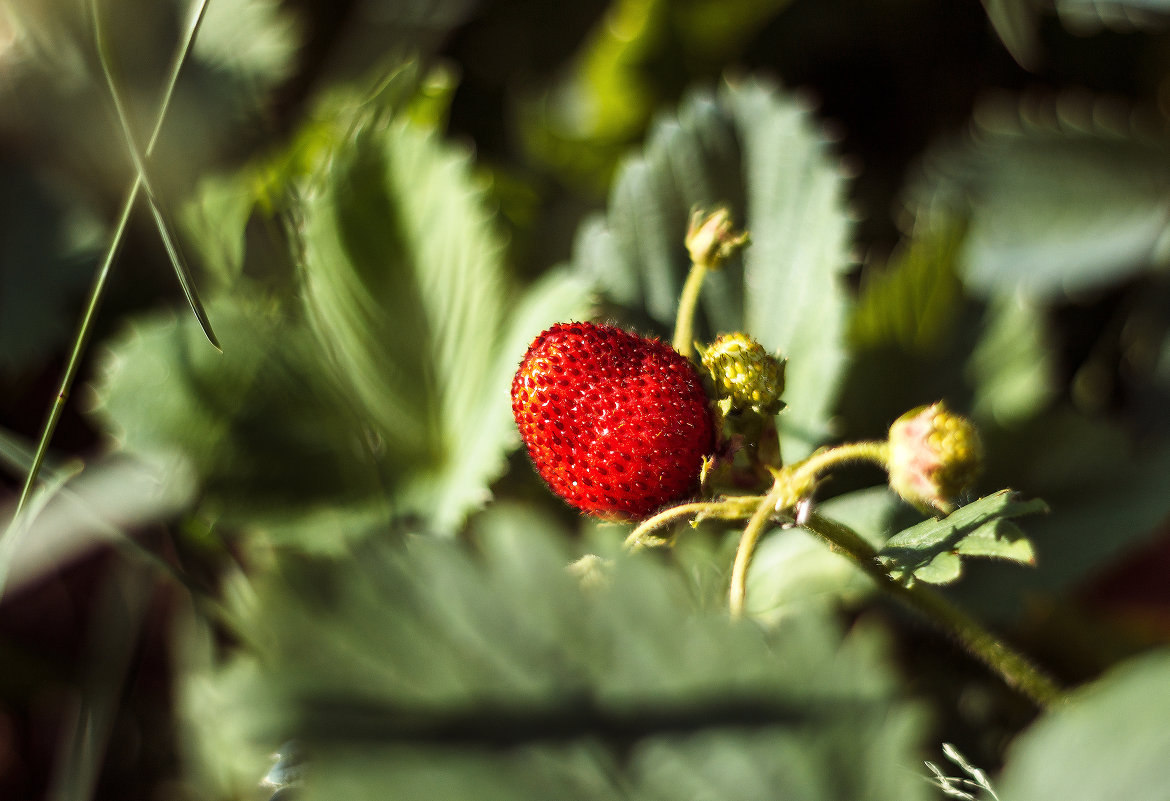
424 266 592 532
571 76 853 459
909 96 1170 300
575 91 742 327
182 525 929 801
300 115 589 532
728 80 854 460
93 73 588 539
878 490 1046 585
999 648 1170 801
89 292 381 536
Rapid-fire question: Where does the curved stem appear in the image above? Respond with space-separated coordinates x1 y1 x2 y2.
728 483 788 619
790 440 889 483
672 262 709 359
625 496 763 550
625 502 711 549
803 512 1064 710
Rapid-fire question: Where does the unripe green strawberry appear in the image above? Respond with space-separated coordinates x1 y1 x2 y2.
511 322 716 519
699 333 785 415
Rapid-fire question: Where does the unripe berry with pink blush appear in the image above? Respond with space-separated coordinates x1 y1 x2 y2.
887 402 982 515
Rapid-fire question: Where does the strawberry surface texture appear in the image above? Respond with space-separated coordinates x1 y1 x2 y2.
511 321 716 519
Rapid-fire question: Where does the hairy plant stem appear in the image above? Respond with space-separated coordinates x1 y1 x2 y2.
9 0 211 525
728 482 788 618
789 440 890 480
672 261 709 360
624 496 763 550
802 511 1064 710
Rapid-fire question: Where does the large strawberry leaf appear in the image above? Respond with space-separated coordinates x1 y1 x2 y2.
299 116 589 532
998 648 1170 801
179 524 930 801
908 95 1170 301
729 83 853 461
572 77 853 460
89 294 383 536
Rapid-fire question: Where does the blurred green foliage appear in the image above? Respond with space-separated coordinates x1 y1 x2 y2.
4 0 1170 799
998 648 1170 801
182 522 932 801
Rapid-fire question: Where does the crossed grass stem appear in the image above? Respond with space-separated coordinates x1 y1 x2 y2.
9 0 214 529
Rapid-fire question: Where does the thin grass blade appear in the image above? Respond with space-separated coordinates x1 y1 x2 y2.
6 0 212 528
0 429 81 599
91 0 220 350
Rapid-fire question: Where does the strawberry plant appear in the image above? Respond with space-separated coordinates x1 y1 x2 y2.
3 1 1170 800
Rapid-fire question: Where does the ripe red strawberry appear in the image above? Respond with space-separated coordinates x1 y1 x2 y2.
511 322 715 519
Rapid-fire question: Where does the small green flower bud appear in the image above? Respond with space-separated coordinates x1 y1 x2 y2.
685 207 750 270
700 333 785 415
887 402 982 515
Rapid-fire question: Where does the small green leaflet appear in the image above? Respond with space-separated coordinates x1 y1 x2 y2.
878 490 1047 585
